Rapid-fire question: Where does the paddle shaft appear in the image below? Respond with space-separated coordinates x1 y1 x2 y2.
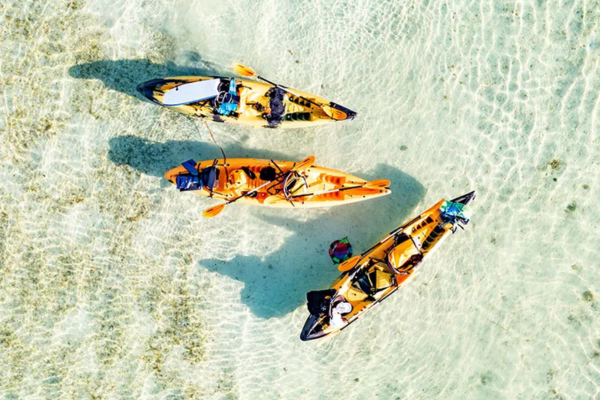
225 179 274 205
256 75 322 109
289 184 367 199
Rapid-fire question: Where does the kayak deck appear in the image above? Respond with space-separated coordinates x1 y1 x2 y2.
300 192 476 341
164 158 391 209
137 76 356 128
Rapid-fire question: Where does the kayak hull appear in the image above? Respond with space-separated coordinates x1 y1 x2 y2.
300 191 476 341
164 158 391 209
137 76 356 128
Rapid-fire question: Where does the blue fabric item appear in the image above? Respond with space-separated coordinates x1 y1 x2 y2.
181 159 198 176
440 201 470 223
176 175 202 191
443 203 463 218
218 102 238 115
217 79 240 116
228 78 237 94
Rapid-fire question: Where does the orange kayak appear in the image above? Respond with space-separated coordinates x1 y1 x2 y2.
300 191 475 341
164 157 391 213
137 76 356 129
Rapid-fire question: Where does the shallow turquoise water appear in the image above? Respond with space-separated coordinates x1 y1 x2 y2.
1 0 600 398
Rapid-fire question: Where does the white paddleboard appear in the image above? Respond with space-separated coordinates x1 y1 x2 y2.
162 79 220 106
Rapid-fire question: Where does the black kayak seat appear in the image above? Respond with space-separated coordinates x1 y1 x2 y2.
266 87 286 128
200 166 220 191
307 289 336 315
259 166 277 181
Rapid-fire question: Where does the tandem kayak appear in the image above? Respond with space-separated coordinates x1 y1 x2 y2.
300 191 476 341
164 156 391 217
137 75 356 129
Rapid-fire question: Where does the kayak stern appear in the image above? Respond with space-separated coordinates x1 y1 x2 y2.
300 315 336 341
329 101 357 121
136 78 170 105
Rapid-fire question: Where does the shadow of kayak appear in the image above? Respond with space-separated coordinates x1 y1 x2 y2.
68 54 222 99
107 135 295 178
199 164 426 319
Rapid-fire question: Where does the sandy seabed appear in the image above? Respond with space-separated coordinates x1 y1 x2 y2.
1 0 600 398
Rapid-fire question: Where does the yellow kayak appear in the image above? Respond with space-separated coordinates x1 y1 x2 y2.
300 191 476 341
137 75 356 128
164 156 390 215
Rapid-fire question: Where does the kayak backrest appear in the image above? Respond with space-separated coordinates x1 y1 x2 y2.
200 166 220 191
259 166 277 181
387 236 420 270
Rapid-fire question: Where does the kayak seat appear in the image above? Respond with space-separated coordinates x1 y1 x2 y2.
355 274 373 296
266 87 286 128
387 234 421 270
373 269 393 291
259 166 277 181
354 261 394 296
346 287 368 302
228 169 250 191
236 87 250 114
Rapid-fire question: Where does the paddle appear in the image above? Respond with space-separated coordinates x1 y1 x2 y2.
338 255 362 272
322 106 347 121
202 156 315 218
290 183 387 200
364 179 390 189
289 155 316 173
267 179 389 205
232 63 347 121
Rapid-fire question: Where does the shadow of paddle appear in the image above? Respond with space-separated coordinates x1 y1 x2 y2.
68 54 222 99
107 135 297 177
199 164 426 319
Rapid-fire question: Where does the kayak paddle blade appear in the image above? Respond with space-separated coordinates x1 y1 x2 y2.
232 63 257 78
364 179 391 189
291 155 315 172
263 196 281 205
343 187 387 196
323 106 348 121
202 203 226 218
338 255 360 272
